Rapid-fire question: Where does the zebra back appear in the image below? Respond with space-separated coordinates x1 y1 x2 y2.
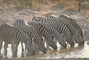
28 21 57 50
31 16 74 47
14 19 47 53
58 14 84 44
59 14 83 37
41 23 67 48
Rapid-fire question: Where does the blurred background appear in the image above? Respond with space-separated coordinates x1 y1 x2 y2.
0 0 88 11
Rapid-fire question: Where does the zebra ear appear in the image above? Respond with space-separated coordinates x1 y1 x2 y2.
13 17 19 22
13 19 19 26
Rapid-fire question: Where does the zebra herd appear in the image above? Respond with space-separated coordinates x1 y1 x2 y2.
0 14 84 57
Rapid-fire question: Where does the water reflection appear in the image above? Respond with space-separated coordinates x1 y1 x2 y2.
38 41 89 59
0 41 89 59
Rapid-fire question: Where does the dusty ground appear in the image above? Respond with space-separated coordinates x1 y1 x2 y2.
0 8 89 60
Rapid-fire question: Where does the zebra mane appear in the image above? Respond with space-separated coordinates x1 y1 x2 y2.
31 25 42 39
0 23 10 31
0 24 3 31
37 22 54 38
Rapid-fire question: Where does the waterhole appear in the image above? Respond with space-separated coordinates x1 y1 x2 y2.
1 40 89 59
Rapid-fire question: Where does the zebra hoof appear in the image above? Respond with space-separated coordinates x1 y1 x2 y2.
32 50 35 55
43 50 47 54
63 44 67 48
70 44 74 47
54 46 57 50
78 41 84 46
82 41 84 45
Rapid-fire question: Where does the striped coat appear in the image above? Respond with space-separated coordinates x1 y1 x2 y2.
58 14 84 45
14 19 46 53
31 16 74 47
28 21 57 50
0 23 35 57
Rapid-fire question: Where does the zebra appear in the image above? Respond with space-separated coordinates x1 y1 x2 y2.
28 21 57 50
32 18 67 48
14 19 47 54
58 14 84 45
45 14 83 45
0 23 35 57
44 14 84 45
31 16 74 47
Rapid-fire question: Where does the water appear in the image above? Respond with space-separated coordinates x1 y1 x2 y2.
29 41 89 59
1 41 88 59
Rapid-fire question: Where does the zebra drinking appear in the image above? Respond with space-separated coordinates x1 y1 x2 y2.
28 21 57 50
31 16 74 47
14 19 47 54
58 14 84 45
0 23 35 57
32 18 67 48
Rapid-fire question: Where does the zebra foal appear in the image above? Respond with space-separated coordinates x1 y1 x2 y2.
14 19 46 54
0 23 35 57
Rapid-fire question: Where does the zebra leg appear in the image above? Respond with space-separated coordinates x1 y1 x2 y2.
0 40 2 56
33 42 39 54
43 38 49 50
15 41 20 57
4 43 8 57
21 42 24 57
54 37 57 45
11 40 17 57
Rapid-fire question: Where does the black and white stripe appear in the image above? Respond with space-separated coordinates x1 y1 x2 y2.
31 16 74 47
44 14 84 45
58 15 84 45
32 17 67 48
28 21 57 50
0 23 35 57
14 19 46 54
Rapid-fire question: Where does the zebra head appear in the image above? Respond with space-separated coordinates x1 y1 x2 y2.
47 35 57 50
25 39 35 55
73 32 83 46
36 37 47 53
58 35 67 48
66 34 74 47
